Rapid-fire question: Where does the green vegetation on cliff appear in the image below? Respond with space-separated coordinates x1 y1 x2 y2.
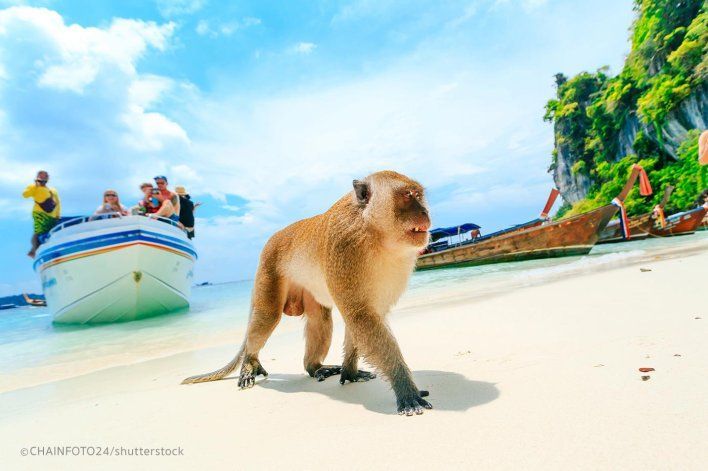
545 0 707 217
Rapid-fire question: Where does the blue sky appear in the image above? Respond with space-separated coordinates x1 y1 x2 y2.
0 0 635 295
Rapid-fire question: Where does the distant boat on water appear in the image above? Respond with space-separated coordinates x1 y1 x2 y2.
34 214 197 324
22 292 47 307
417 165 649 270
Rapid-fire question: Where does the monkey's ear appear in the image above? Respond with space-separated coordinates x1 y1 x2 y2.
353 180 370 205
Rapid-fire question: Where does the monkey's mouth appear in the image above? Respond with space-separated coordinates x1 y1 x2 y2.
407 223 430 236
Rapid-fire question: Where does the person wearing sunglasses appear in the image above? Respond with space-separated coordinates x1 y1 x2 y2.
95 189 129 216
153 175 180 216
22 170 61 258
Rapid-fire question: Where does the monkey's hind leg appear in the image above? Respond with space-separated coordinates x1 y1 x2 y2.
238 272 285 389
339 328 376 384
303 303 342 382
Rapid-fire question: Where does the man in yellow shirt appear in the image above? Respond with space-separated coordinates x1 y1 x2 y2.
22 170 61 258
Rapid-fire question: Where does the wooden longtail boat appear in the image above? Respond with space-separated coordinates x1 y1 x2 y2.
416 167 647 270
597 214 654 244
649 205 708 237
597 185 674 244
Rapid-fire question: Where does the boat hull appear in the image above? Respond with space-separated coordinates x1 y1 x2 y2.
648 206 707 237
417 204 617 270
35 217 196 324
699 212 708 231
597 213 654 244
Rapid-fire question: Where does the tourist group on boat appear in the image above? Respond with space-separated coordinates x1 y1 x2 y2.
22 171 200 258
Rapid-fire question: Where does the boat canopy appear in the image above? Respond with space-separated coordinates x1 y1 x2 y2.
429 223 481 242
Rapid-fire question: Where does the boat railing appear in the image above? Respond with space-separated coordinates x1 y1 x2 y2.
49 213 184 237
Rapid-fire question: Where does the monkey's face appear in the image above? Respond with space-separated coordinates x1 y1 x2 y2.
354 172 431 250
392 187 431 248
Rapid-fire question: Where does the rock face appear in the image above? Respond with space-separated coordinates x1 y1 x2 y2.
654 83 708 159
552 139 592 205
552 83 708 202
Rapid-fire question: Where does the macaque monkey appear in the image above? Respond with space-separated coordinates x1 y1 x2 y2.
183 171 433 415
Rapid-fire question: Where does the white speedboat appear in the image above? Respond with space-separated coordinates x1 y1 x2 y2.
34 214 197 324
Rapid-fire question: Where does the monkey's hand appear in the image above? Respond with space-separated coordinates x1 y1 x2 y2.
396 391 433 416
312 365 342 382
339 368 376 384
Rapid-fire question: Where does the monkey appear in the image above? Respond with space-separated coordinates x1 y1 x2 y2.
182 170 433 416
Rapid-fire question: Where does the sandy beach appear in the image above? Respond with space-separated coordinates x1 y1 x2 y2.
2 240 707 470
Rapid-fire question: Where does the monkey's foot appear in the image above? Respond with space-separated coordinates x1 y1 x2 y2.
311 365 342 382
339 369 376 384
396 392 433 416
237 360 268 389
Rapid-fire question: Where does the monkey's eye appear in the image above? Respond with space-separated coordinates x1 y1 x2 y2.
405 190 422 200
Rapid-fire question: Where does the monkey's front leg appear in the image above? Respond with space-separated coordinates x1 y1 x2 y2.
346 311 432 416
339 328 376 384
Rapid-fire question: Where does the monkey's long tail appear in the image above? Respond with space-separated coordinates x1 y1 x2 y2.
181 342 246 384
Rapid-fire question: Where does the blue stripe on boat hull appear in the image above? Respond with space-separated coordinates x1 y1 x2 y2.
34 229 197 271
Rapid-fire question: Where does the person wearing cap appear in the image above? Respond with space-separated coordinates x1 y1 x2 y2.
22 170 61 258
153 175 180 216
175 186 201 239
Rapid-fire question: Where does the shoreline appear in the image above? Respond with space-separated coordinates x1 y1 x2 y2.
1 240 707 469
2 234 707 395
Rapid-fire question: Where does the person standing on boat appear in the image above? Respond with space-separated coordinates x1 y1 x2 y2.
174 186 201 239
22 170 61 258
154 175 180 216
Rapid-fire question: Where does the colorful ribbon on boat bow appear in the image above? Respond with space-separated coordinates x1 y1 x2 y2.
612 197 630 239
653 205 666 228
633 164 653 196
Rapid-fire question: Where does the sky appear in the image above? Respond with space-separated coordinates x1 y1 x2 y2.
0 0 636 295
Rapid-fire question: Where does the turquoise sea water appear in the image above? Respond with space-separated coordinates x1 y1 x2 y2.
1 231 706 391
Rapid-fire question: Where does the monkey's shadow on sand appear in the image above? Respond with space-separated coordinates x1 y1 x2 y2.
256 370 499 415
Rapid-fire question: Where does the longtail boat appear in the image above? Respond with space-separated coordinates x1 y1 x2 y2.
597 185 674 244
649 204 708 237
416 166 650 270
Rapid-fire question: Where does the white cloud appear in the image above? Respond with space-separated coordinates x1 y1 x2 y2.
156 0 206 18
195 19 209 35
0 8 175 93
290 42 316 54
195 17 261 37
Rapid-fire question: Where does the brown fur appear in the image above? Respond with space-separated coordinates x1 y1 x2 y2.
182 170 433 415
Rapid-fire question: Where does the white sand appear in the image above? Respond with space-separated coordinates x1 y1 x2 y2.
1 247 707 470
